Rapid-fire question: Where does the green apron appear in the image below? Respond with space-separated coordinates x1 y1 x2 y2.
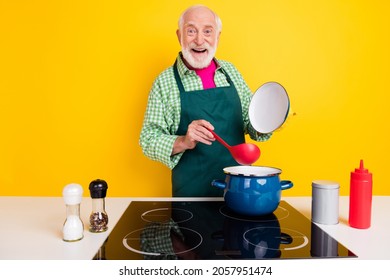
172 60 245 197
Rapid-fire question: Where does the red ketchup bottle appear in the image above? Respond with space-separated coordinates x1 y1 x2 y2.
348 160 373 229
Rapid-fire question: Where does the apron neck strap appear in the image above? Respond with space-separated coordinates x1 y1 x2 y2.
173 60 185 93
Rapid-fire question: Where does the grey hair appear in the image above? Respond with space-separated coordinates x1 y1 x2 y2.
178 5 222 33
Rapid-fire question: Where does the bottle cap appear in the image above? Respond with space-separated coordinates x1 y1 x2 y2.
63 183 83 205
351 160 372 181
89 179 108 198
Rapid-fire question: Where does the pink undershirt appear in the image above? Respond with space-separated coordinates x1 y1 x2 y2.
194 60 217 89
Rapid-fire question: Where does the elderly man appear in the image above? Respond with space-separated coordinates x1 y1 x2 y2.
139 5 272 197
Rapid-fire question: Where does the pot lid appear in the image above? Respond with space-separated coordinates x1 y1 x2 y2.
223 166 282 176
249 81 290 133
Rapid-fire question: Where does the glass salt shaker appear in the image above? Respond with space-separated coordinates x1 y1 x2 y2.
89 179 109 233
62 183 84 242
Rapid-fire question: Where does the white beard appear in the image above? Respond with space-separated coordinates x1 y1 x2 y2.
181 41 217 69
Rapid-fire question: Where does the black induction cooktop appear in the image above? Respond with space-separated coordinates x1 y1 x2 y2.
94 200 356 260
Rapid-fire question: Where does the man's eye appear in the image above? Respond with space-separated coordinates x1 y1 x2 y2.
187 29 197 36
204 29 213 36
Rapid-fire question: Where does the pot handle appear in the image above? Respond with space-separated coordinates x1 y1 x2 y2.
280 180 293 190
211 180 226 189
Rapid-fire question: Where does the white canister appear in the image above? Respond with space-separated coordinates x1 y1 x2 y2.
311 180 340 225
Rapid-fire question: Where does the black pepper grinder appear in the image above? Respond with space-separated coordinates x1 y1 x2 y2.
89 179 109 233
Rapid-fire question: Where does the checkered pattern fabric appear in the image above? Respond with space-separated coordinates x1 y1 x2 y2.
140 219 184 260
139 53 271 169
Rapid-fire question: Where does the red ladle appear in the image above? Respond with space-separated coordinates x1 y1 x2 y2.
208 129 261 165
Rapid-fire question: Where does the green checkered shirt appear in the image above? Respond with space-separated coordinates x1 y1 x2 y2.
139 53 271 169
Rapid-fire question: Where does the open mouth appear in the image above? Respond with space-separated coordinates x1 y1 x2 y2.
192 48 207 53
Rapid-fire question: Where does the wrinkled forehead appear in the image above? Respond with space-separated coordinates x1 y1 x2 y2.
181 7 218 30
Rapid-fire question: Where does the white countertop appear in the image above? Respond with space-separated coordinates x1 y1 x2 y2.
0 196 389 260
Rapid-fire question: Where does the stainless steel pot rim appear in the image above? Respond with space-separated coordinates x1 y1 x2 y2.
223 165 282 177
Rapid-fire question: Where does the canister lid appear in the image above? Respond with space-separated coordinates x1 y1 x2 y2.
312 180 340 190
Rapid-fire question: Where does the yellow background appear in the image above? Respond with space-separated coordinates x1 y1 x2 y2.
1 0 389 197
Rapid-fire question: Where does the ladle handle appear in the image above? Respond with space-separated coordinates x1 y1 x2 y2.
208 129 231 149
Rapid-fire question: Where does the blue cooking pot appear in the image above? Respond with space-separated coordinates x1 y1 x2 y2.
212 166 293 216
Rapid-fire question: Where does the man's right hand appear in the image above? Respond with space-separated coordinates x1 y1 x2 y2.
172 120 215 155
